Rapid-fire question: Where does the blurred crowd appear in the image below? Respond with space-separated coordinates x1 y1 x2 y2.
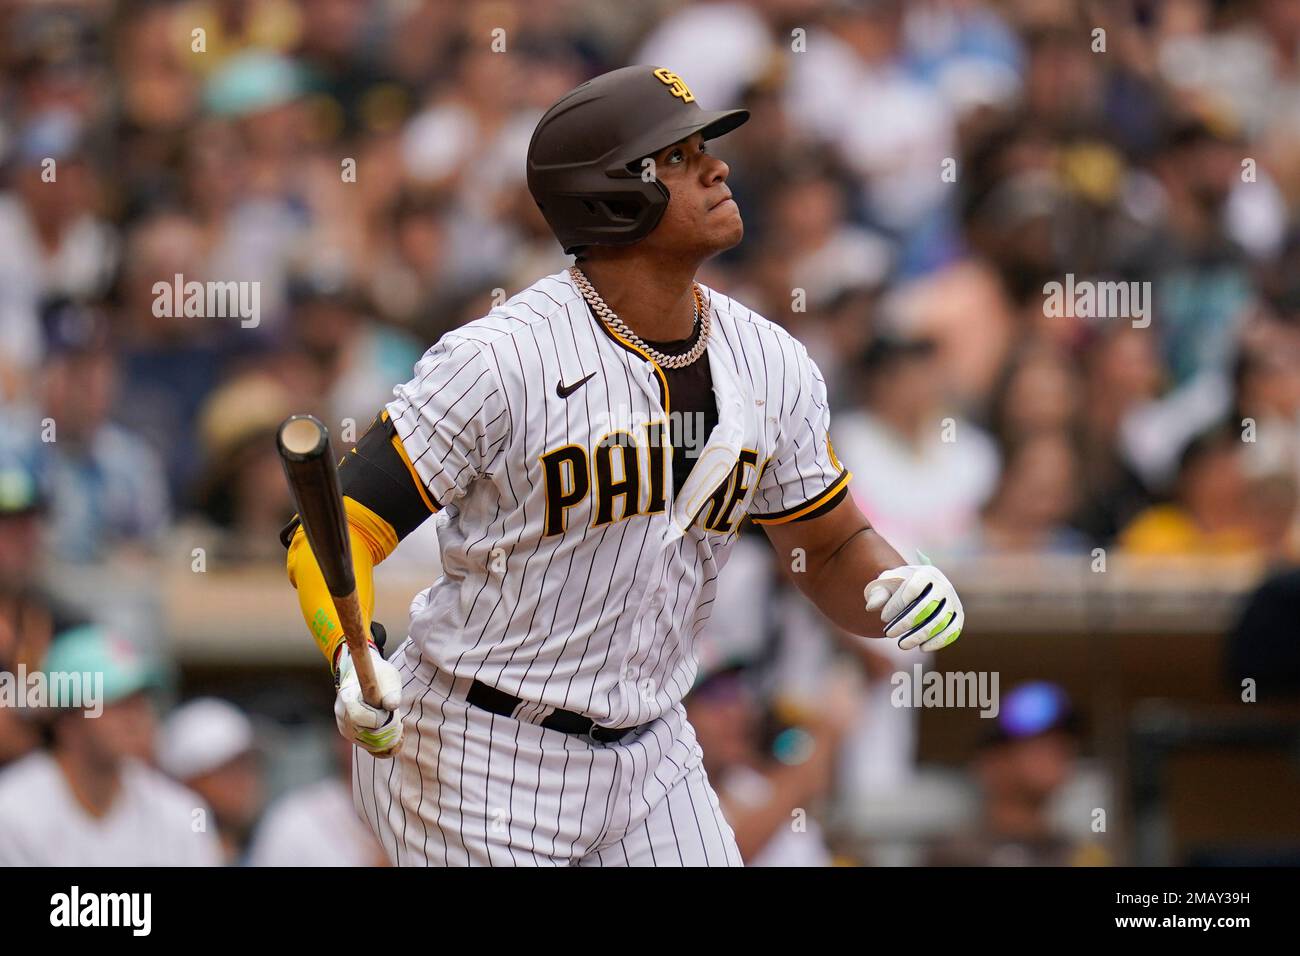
3 0 1300 566
4 0 1300 866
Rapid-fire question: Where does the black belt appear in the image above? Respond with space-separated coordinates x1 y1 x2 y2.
466 679 640 743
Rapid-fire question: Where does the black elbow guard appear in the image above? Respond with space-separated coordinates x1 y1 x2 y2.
278 410 435 550
341 410 437 541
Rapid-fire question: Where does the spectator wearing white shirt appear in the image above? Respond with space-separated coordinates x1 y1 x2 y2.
247 734 387 867
158 698 264 865
833 333 1000 561
0 625 221 866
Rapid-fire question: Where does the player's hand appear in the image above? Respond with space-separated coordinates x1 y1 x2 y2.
334 642 404 758
863 559 964 651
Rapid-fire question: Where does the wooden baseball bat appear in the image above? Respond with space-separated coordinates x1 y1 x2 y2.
276 414 384 708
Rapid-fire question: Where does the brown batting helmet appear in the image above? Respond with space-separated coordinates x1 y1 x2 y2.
526 66 749 254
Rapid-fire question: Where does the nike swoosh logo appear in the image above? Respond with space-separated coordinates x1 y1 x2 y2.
556 372 596 398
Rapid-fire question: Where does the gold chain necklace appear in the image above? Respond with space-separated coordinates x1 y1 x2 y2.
569 266 710 369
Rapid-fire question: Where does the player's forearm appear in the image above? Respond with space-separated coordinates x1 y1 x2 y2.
799 526 907 637
285 500 387 666
282 410 433 668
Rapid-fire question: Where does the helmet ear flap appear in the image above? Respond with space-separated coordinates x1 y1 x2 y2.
533 158 670 254
597 197 644 224
549 179 670 253
565 194 643 227
577 198 629 223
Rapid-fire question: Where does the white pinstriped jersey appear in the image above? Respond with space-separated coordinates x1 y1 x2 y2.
385 269 850 728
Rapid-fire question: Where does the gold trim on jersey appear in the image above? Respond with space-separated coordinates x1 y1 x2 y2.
380 409 438 514
750 469 853 525
587 310 671 415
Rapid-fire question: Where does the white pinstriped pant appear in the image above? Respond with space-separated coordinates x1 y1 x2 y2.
352 638 743 866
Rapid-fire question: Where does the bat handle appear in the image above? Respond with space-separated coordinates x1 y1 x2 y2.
331 589 386 709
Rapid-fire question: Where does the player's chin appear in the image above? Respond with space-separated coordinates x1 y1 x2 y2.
705 208 744 250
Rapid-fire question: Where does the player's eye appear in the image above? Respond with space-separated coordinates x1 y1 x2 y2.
663 140 704 166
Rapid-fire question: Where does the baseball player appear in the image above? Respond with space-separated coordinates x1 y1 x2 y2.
284 65 966 866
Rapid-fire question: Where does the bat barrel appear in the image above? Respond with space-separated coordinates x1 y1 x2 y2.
276 415 356 598
277 414 330 461
277 414 385 710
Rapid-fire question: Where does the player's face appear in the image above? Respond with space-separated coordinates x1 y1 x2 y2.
643 132 743 259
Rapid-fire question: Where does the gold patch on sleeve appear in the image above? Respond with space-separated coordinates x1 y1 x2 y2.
827 432 842 471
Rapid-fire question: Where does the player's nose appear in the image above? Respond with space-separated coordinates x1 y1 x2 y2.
701 153 729 186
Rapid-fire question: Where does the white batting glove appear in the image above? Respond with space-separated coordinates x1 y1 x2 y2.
864 558 964 652
334 644 404 758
